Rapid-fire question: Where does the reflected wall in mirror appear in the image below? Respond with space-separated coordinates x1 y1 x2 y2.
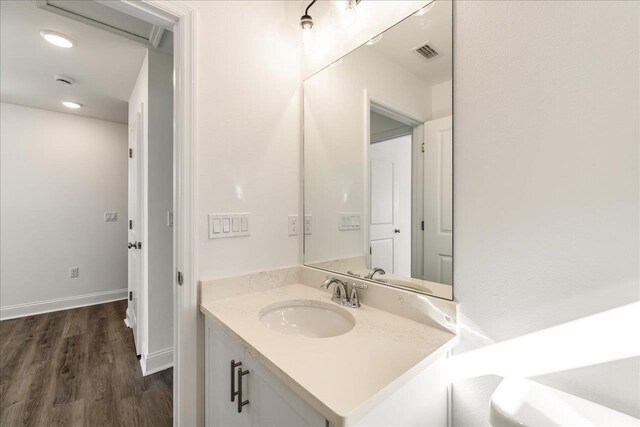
303 1 453 300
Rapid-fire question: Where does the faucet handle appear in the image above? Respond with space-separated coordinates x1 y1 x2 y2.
348 282 367 308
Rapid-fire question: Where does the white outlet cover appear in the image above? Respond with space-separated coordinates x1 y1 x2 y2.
304 215 312 235
69 267 79 278
288 215 298 236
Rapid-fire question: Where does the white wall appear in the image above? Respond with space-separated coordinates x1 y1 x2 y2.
304 0 640 423
0 103 128 318
182 2 302 424
431 79 452 120
453 1 639 422
191 1 301 281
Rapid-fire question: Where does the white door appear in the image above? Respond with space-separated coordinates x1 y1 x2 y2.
369 136 412 276
127 106 143 355
369 147 401 274
423 116 453 284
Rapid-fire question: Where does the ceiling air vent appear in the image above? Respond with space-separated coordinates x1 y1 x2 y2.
414 42 439 61
54 74 74 86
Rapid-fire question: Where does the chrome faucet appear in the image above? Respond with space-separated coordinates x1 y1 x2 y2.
321 277 368 308
365 267 386 280
321 277 348 304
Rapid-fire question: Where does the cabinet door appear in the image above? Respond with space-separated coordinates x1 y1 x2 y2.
205 321 251 427
244 351 326 427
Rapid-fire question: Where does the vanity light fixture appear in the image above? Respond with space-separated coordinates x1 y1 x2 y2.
330 0 361 29
365 34 383 45
40 30 75 48
300 0 317 55
62 101 83 109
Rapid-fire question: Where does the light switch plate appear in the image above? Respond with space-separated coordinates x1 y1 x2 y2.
69 267 79 278
339 213 361 231
167 211 174 227
209 213 250 239
304 215 312 235
104 212 117 222
288 215 298 236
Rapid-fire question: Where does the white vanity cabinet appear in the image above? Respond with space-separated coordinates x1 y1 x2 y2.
205 319 326 427
205 316 450 427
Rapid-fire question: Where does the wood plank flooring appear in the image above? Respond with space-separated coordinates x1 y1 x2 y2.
0 300 172 426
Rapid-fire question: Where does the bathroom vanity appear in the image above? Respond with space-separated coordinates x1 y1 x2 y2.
201 267 458 427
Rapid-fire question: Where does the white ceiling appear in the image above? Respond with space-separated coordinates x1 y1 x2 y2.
368 0 452 86
0 1 149 123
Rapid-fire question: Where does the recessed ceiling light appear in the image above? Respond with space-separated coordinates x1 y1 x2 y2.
62 101 83 109
40 30 75 48
365 35 383 45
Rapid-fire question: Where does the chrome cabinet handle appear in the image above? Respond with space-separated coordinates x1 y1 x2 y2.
230 360 242 401
237 367 250 413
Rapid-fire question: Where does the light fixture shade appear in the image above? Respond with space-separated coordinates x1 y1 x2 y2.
62 101 83 109
40 30 75 48
300 14 313 30
330 0 358 29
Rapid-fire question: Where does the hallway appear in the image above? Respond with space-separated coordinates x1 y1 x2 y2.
0 300 172 426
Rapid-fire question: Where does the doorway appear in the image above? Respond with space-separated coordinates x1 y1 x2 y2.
0 0 196 424
368 101 424 279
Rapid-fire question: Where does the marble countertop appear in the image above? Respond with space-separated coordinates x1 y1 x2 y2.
200 283 457 426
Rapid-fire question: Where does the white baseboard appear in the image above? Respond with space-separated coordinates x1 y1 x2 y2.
140 347 174 376
0 288 128 320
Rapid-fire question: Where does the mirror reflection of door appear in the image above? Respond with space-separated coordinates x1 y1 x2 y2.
423 116 453 285
369 111 412 277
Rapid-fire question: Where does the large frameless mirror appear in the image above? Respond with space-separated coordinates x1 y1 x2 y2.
303 0 453 300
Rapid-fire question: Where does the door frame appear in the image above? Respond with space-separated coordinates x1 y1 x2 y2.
101 1 198 425
363 90 426 278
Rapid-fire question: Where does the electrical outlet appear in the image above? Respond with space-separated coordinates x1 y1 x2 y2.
69 267 79 278
104 212 117 222
304 215 312 235
167 211 174 227
288 215 299 236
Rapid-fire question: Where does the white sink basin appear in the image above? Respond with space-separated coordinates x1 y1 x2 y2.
259 300 355 338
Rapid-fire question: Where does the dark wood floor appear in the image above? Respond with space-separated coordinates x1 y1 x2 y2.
0 300 172 426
